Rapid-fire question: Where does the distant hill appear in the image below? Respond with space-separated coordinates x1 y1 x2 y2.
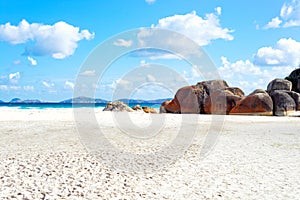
1 97 172 104
60 96 108 104
9 98 42 103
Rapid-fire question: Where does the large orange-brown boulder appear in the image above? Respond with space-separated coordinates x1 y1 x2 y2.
160 99 180 113
196 80 229 94
270 90 296 116
160 80 233 114
204 90 242 114
142 106 157 113
175 86 200 113
230 93 273 116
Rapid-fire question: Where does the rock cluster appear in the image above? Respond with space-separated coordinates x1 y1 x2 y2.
103 102 157 113
160 76 300 116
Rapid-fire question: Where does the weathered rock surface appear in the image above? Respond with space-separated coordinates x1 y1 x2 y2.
249 89 267 95
103 101 133 112
160 99 180 113
270 90 296 116
160 80 231 114
204 90 242 114
230 93 273 116
175 86 200 114
142 106 157 113
132 105 143 112
285 91 300 111
267 78 292 92
286 68 300 93
225 87 245 97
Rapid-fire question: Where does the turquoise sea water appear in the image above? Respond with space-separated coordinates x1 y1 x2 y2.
0 103 161 110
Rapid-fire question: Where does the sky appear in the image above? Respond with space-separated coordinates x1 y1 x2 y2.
0 0 300 102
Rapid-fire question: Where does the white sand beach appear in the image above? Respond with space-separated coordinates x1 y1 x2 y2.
0 108 299 199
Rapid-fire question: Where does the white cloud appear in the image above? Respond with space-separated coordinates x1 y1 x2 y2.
254 38 300 66
215 7 222 15
27 56 37 66
80 70 96 76
218 56 294 94
265 0 300 28
0 19 94 59
42 81 54 88
264 17 282 29
153 10 233 46
145 0 156 4
113 39 133 47
64 81 74 89
9 72 20 84
23 85 34 91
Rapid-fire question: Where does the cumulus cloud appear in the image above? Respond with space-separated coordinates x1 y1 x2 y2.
113 39 133 47
0 19 94 59
42 81 54 88
80 70 96 76
215 7 222 15
254 38 300 66
64 81 74 89
9 72 20 84
153 10 233 46
264 17 282 29
27 56 37 66
265 0 300 28
218 57 294 94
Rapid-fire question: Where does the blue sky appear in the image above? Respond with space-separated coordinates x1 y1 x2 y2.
0 0 300 101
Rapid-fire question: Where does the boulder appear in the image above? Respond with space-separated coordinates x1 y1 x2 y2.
286 68 300 93
160 99 180 113
270 90 296 116
132 105 143 112
103 101 133 112
175 86 200 114
249 89 267 95
285 91 300 111
267 78 292 92
160 80 235 114
230 93 273 116
225 87 245 97
142 106 157 113
204 90 242 115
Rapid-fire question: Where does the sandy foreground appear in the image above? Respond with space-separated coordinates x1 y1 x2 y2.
0 108 299 199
